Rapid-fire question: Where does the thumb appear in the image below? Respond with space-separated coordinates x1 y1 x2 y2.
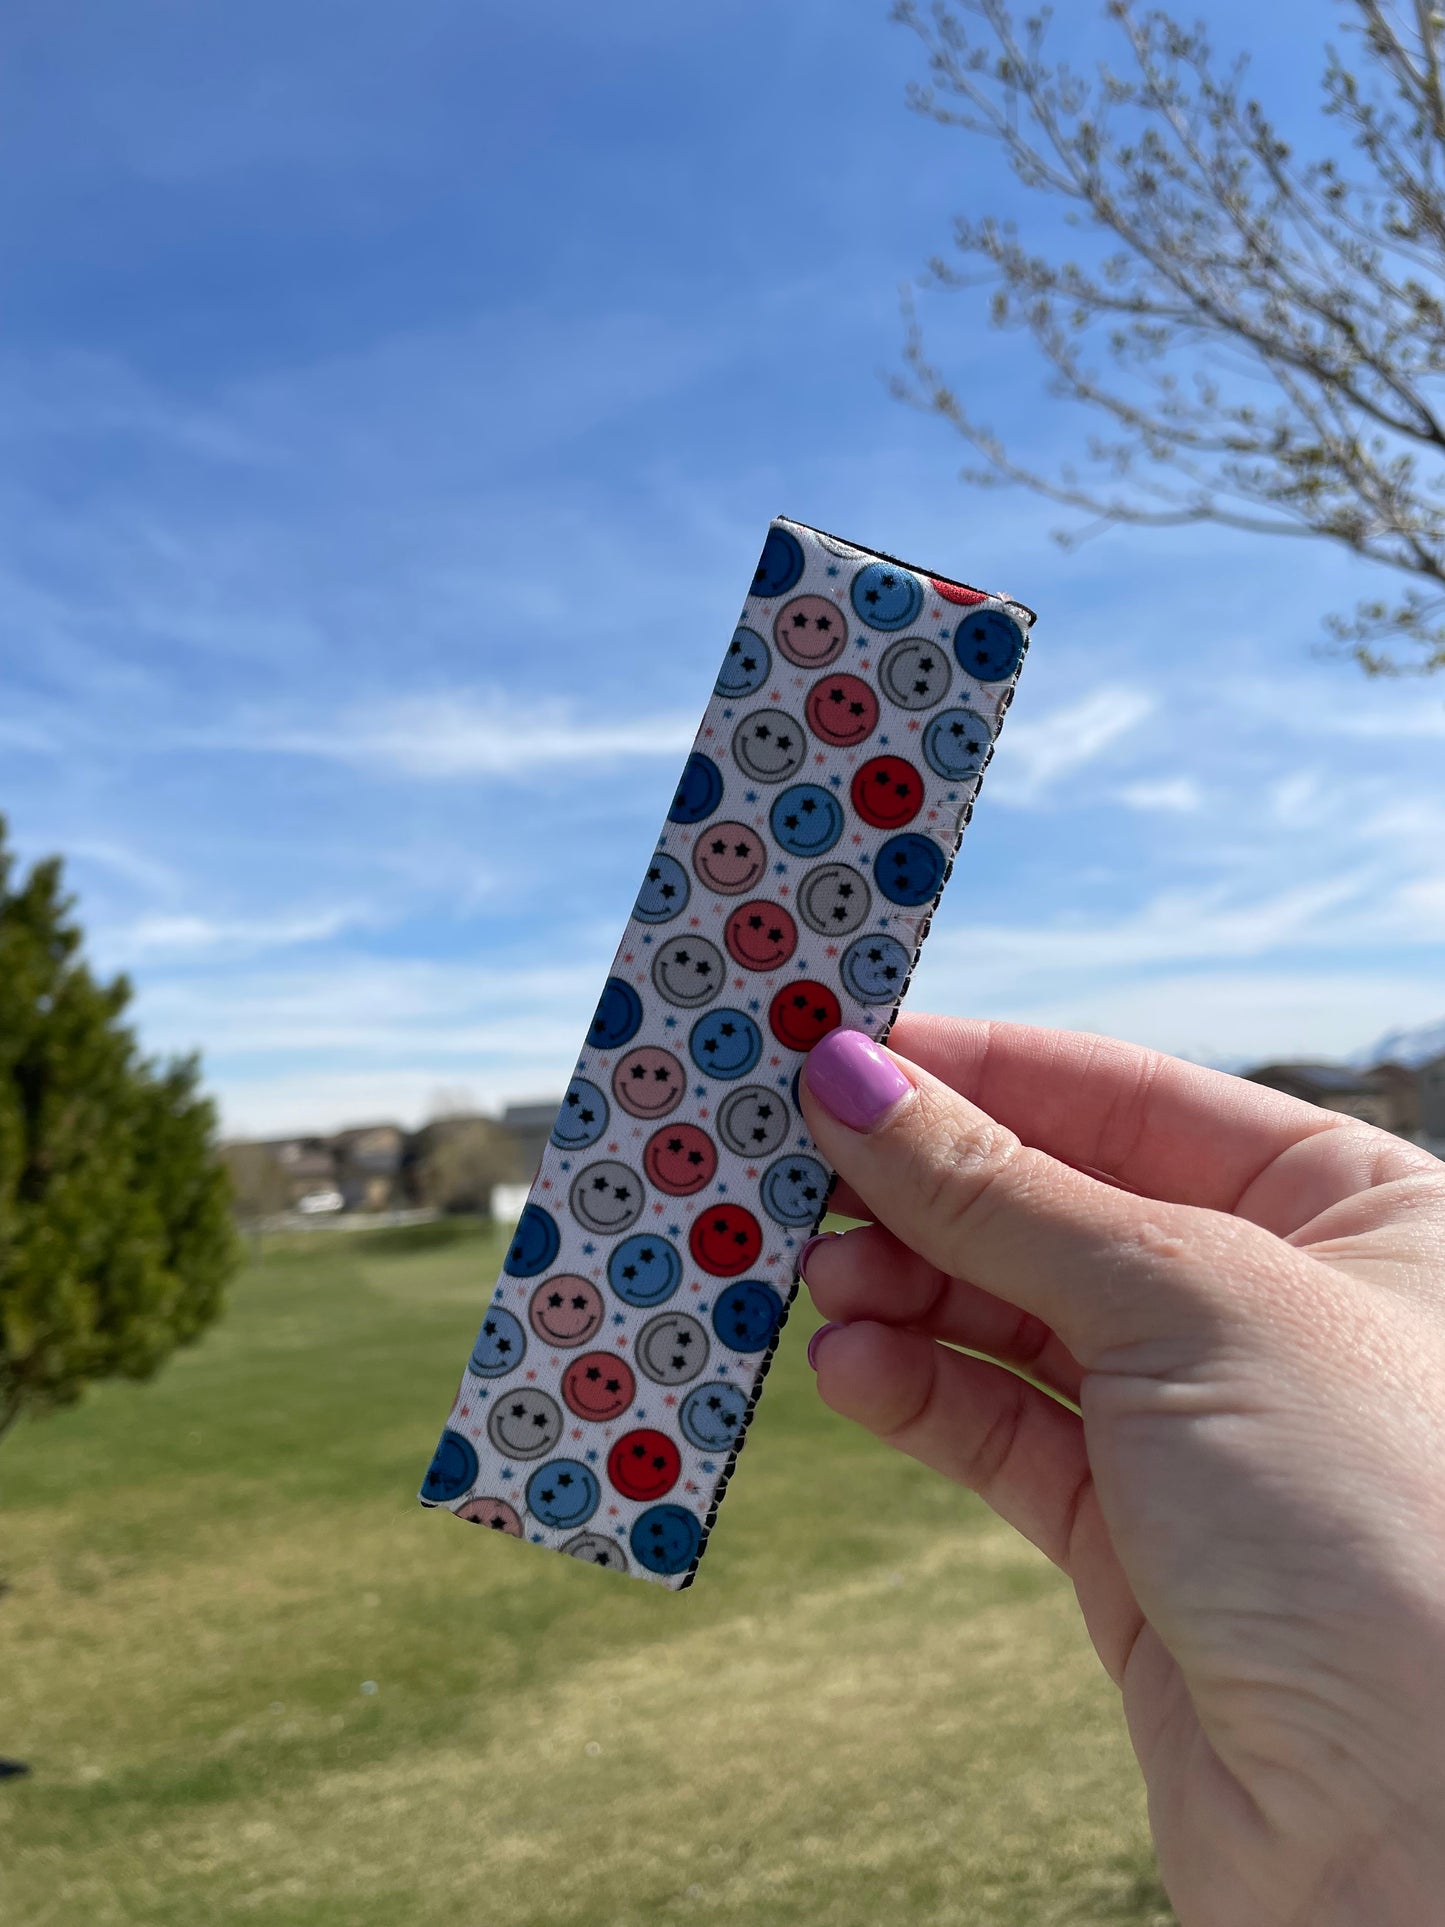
799 1027 1276 1369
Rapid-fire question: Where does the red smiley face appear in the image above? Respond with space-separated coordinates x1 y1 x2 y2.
851 755 924 829
724 900 799 972
607 1428 682 1502
688 1203 764 1277
643 1123 718 1197
929 577 988 606
561 1351 637 1423
768 981 843 1052
804 673 880 748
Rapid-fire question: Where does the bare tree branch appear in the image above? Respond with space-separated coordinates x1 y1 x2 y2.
893 0 1445 672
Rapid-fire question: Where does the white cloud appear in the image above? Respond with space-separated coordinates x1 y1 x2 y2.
230 691 698 778
1115 776 1203 814
101 905 362 964
986 687 1155 805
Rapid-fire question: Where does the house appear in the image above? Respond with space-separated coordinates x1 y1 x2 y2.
500 1101 561 1184
1421 1053 1445 1145
331 1123 406 1212
1241 1062 1407 1134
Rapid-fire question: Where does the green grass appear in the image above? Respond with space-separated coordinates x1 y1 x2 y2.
0 1225 1173 1926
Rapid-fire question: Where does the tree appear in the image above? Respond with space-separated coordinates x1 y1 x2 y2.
410 1115 524 1216
893 0 1445 672
0 822 239 1445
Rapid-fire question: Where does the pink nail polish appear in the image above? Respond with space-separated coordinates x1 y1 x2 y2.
806 1322 842 1371
795 1232 833 1282
803 1028 912 1133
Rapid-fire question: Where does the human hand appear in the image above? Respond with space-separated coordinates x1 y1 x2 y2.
796 1018 1445 1927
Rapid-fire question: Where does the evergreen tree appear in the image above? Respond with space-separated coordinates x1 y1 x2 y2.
0 821 238 1445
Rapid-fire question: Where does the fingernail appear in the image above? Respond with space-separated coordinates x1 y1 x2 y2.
795 1232 834 1283
804 1027 912 1134
806 1322 843 1371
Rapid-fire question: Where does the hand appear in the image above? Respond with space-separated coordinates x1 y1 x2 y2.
797 1017 1445 1927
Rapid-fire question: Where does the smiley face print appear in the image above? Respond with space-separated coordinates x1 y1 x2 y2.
773 595 847 669
850 561 924 632
607 1428 682 1503
952 605 1025 682
630 1503 702 1577
760 1154 829 1227
769 784 843 858
689 1008 763 1079
716 626 772 698
678 1380 749 1453
711 1280 785 1353
724 900 798 971
634 1311 710 1386
922 707 993 782
874 832 947 908
568 1160 644 1236
768 980 842 1052
804 673 879 749
611 1045 686 1119
796 863 871 937
562 1532 629 1570
561 1352 637 1423
550 1076 609 1150
486 1389 564 1461
634 852 690 924
669 752 725 824
731 710 808 785
715 1084 790 1158
420 1428 479 1504
850 756 924 831
504 1204 561 1279
752 525 805 597
651 935 725 1009
878 638 952 712
687 1202 764 1277
469 1306 527 1378
607 1233 683 1308
839 933 912 1007
590 977 643 1051
692 822 768 896
528 1276 606 1348
643 1123 718 1196
526 1459 601 1530
456 1496 522 1534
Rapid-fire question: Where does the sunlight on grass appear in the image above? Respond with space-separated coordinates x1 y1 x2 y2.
0 1225 1172 1927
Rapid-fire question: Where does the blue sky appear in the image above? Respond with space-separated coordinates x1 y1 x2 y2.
4 0 1444 1136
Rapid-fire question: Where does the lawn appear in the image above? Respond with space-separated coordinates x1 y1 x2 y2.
0 1221 1173 1927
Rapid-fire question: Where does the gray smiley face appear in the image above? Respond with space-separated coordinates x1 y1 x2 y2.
715 1083 792 1158
486 1389 563 1461
651 935 725 1009
569 1160 644 1235
878 638 954 711
635 1311 711 1386
731 709 808 784
562 1531 629 1570
796 863 872 936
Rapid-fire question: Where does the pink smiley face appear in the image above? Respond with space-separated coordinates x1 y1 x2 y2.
773 595 848 668
804 673 880 748
456 1497 523 1535
611 1046 686 1120
528 1276 606 1347
692 822 768 896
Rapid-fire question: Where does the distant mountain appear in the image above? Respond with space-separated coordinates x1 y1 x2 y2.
1353 1017 1445 1070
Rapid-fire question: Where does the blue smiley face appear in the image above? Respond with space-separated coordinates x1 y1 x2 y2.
469 1305 527 1377
850 562 924 632
551 1076 609 1150
591 977 643 1051
840 933 912 1005
670 752 725 825
678 1379 749 1452
526 1459 601 1531
760 1155 830 1228
752 526 805 598
953 607 1025 683
420 1428 479 1504
689 1008 763 1080
631 1502 703 1577
922 707 993 781
634 852 690 924
504 1203 561 1278
874 833 947 908
607 1233 683 1308
715 627 772 698
769 784 844 858
711 1279 785 1352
